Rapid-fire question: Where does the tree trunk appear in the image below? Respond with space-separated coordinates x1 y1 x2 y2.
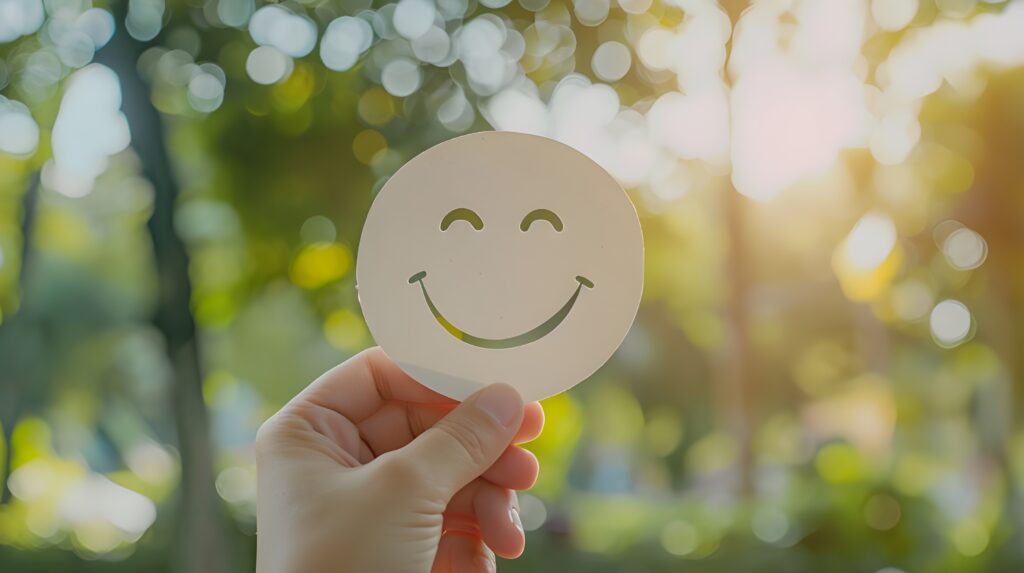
969 74 1024 562
719 0 756 498
96 8 238 573
721 185 755 497
0 171 40 505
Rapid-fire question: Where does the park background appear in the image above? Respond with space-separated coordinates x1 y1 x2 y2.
2 0 1024 571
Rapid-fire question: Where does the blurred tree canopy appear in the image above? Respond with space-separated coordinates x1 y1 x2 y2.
2 0 1024 572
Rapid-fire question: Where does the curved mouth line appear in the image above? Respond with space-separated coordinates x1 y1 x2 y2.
408 271 594 349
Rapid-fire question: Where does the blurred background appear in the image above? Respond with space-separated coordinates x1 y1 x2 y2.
1 0 1024 571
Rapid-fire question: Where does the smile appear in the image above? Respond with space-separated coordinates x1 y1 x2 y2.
408 271 594 349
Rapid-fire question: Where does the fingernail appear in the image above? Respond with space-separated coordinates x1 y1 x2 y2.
509 507 523 534
474 384 522 428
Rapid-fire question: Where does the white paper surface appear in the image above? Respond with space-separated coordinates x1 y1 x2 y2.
356 131 644 402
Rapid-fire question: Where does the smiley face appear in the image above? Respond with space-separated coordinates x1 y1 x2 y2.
356 131 644 402
409 268 593 349
408 207 594 349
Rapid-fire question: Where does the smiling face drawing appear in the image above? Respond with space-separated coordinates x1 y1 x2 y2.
409 268 592 349
356 132 644 402
409 206 595 350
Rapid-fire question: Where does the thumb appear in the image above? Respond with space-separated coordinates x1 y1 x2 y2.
400 383 524 499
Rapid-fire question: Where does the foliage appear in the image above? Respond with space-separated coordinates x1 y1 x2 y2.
2 0 1024 571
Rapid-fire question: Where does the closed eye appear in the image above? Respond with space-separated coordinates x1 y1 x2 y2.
441 208 484 231
520 209 563 232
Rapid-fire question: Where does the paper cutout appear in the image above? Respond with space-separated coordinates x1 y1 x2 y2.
356 131 644 402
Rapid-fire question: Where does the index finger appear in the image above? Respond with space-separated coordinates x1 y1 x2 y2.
292 346 457 423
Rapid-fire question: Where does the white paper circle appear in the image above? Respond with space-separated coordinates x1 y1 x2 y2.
356 131 644 402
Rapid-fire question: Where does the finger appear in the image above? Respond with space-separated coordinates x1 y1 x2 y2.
357 400 544 456
357 401 451 456
433 531 496 573
481 446 539 490
475 486 524 559
393 384 524 498
446 480 524 559
292 347 456 424
516 402 545 444
280 402 375 465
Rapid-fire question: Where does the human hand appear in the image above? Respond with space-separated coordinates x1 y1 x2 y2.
255 347 544 573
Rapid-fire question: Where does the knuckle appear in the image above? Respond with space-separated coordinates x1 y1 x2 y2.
254 412 304 461
254 416 282 460
376 452 427 486
434 416 492 468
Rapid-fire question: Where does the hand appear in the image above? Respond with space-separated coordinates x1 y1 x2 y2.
255 347 544 573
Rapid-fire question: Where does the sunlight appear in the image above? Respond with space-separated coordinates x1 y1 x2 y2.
61 475 158 541
5 0 1024 568
0 0 44 43
930 299 972 348
844 211 897 273
0 95 39 156
248 5 316 58
48 64 131 197
730 0 869 201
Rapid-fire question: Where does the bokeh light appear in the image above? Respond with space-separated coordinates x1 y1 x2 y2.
844 211 897 273
930 299 973 348
751 507 789 544
0 95 39 155
299 215 337 244
393 0 435 40
380 57 422 97
592 41 631 82
871 0 918 32
246 45 292 85
290 242 353 290
4 0 1024 570
321 16 374 72
952 518 990 556
943 227 988 271
0 0 44 43
660 520 699 557
573 0 610 27
411 26 452 64
48 64 132 197
126 0 165 42
517 493 547 531
187 64 226 113
249 5 317 58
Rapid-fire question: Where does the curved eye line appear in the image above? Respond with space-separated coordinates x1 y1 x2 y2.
520 209 563 232
441 208 484 231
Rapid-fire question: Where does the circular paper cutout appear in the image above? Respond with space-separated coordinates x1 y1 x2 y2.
357 131 644 402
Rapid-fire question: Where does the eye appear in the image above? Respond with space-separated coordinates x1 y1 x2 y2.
441 208 484 231
520 209 563 232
